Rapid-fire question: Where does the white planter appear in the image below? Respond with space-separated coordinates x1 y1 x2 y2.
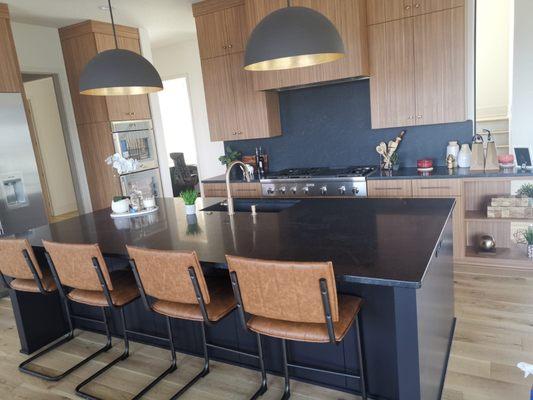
185 204 196 215
457 144 472 168
528 244 533 260
111 198 130 214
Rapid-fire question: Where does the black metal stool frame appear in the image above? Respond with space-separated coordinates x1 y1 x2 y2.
5 250 114 382
129 259 268 400
229 271 368 400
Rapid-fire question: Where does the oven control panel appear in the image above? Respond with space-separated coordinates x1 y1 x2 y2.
261 180 367 198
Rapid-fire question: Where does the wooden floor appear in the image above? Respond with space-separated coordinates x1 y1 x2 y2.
1 263 532 399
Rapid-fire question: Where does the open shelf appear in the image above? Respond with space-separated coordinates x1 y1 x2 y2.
465 210 533 223
464 246 533 268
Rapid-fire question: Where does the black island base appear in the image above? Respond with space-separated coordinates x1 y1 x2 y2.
10 197 455 400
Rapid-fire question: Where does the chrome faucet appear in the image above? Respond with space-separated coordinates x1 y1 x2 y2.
225 161 252 215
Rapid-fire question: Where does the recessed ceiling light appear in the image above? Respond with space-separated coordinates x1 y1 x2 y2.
98 5 113 11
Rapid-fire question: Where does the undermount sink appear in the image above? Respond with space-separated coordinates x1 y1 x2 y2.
200 199 300 214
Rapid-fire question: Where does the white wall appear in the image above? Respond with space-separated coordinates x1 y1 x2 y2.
476 0 512 119
24 77 78 216
152 39 225 187
510 0 533 147
11 22 92 213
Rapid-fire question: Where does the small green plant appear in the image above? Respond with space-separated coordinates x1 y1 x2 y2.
180 189 198 205
390 152 400 166
517 183 533 198
113 196 129 202
523 226 533 245
218 146 241 166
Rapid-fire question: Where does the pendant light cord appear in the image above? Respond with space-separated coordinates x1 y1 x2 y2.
108 0 119 49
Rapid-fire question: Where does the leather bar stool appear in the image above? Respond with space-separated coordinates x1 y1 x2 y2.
0 238 114 382
127 245 268 400
227 255 367 400
42 240 146 400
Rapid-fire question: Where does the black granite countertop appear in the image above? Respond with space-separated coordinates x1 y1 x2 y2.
20 197 454 289
368 166 533 180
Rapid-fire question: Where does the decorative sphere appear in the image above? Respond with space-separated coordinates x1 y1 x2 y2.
479 235 496 252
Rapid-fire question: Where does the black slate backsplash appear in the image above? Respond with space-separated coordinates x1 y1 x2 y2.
225 79 473 171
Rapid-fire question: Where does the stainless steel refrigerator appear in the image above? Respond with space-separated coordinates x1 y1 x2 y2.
0 93 47 236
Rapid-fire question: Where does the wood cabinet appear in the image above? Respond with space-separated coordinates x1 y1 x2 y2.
196 4 246 59
203 182 262 198
411 178 461 197
0 5 22 92
367 0 464 25
367 179 412 197
245 0 369 91
368 6 465 128
193 0 281 142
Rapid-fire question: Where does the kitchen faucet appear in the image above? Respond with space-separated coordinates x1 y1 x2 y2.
225 161 252 215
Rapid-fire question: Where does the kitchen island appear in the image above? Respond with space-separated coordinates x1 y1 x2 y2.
10 197 455 400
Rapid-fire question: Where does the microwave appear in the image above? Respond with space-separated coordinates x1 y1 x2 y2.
111 120 158 173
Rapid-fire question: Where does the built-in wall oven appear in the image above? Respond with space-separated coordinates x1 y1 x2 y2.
111 120 158 171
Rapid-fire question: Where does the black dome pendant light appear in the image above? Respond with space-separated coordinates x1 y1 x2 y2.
244 0 345 71
79 0 163 96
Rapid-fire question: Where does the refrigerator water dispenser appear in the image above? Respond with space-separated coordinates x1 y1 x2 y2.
1 173 28 208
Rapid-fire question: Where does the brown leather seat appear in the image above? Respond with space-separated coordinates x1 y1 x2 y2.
247 295 362 343
10 269 57 293
0 238 56 293
127 246 236 323
226 255 363 343
67 270 139 307
43 241 139 308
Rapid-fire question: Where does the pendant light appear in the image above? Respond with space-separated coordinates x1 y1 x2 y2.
244 0 345 72
79 0 163 96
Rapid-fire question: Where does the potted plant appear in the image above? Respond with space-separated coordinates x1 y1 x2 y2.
111 196 130 214
515 225 533 259
517 183 533 199
390 152 400 171
218 146 241 169
180 189 198 215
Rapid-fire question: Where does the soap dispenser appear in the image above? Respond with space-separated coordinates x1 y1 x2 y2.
484 129 499 171
470 134 485 171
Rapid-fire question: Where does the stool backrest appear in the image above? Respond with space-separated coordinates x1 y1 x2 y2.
43 241 113 291
226 255 339 323
127 246 210 304
0 238 42 279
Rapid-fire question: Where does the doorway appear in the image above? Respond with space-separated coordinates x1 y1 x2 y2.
22 74 78 222
157 76 199 196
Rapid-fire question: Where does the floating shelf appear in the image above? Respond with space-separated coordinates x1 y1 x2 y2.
465 210 533 223
464 246 533 268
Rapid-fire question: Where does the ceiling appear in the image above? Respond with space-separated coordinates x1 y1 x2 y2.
5 0 200 48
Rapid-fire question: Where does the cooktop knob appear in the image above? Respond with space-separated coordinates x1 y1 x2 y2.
278 186 286 195
290 186 297 195
267 187 274 195
320 186 327 195
303 187 310 195
352 187 359 195
338 185 346 195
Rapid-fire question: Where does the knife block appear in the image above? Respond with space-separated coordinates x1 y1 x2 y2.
485 141 499 171
470 142 485 171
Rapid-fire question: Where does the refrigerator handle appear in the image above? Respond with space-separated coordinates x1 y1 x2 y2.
0 218 4 236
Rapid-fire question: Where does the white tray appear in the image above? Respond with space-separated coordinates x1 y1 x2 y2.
110 206 159 219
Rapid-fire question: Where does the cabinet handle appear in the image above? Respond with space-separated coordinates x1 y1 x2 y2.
407 116 414 120
414 3 420 8
416 115 422 119
222 45 227 49
420 186 451 190
228 44 233 49
404 5 411 10
126 112 135 116
375 187 403 191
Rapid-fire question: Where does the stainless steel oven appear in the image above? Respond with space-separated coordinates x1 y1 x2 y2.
111 120 158 172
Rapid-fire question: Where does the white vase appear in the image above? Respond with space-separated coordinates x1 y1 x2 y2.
528 244 533 260
457 144 472 168
185 204 196 215
111 198 130 214
446 141 460 167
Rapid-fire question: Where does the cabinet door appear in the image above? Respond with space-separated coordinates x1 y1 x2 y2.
0 17 22 92
229 52 281 140
366 0 412 25
413 8 465 125
368 18 416 129
413 0 464 16
196 9 229 59
367 180 412 197
201 56 238 141
224 5 247 55
246 0 369 90
76 122 121 210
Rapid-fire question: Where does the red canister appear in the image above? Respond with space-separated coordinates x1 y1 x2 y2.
417 159 433 169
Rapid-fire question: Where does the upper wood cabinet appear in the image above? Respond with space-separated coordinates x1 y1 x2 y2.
368 7 465 128
0 5 22 93
193 0 281 142
245 0 369 91
59 21 151 124
367 0 464 25
196 4 246 59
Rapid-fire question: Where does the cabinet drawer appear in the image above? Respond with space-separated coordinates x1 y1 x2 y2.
203 182 261 198
367 180 412 197
411 179 460 197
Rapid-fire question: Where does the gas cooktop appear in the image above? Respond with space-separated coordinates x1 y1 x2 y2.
265 166 376 180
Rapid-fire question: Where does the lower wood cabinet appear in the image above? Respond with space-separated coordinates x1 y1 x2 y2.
367 179 412 197
411 178 461 197
203 182 262 198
